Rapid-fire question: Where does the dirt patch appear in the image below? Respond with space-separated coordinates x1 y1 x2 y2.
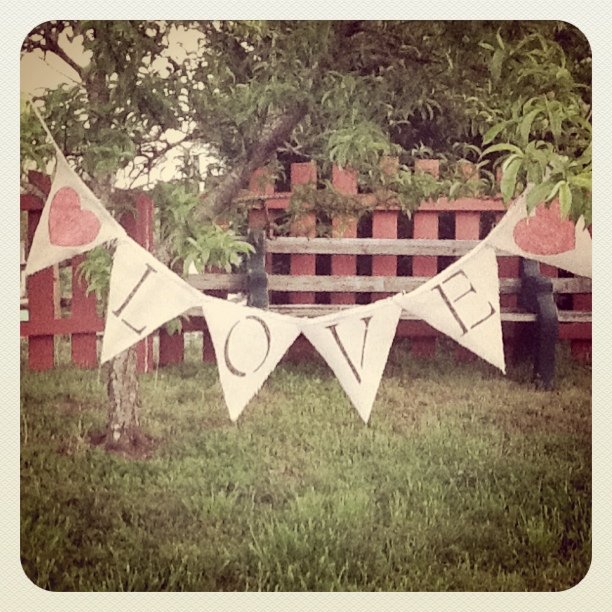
87 429 160 460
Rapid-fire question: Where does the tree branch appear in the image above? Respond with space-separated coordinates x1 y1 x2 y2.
195 102 309 222
41 23 84 80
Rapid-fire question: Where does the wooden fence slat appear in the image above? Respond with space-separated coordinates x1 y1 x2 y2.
70 254 99 368
289 162 317 305
268 237 486 255
26 205 55 370
264 236 566 258
571 292 592 361
186 272 590 295
411 209 439 356
183 303 589 325
372 210 398 299
21 318 104 337
454 210 481 361
331 165 358 304
159 327 185 366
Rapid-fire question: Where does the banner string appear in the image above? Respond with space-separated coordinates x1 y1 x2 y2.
26 95 65 159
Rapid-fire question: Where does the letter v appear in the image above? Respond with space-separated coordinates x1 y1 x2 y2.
300 299 402 423
325 316 373 384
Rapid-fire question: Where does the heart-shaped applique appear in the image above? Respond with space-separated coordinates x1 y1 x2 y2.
48 186 101 247
513 200 576 255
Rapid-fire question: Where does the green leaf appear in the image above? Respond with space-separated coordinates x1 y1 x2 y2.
482 121 511 145
546 100 562 142
526 181 553 211
490 48 505 81
495 30 505 50
448 181 461 199
500 158 522 203
569 173 592 190
546 180 564 202
481 143 524 158
559 182 572 218
502 153 522 172
519 108 542 145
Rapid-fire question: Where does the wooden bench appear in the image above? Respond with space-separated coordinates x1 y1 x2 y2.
185 235 592 388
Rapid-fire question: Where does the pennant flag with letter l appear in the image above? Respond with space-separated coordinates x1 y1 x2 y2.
100 239 204 364
395 244 505 373
300 298 402 423
25 153 128 276
486 190 592 279
203 300 302 422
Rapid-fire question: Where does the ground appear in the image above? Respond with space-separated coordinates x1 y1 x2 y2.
20 338 591 591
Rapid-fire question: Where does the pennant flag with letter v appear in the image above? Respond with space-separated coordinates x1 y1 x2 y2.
100 239 204 363
486 189 592 279
300 297 402 423
202 300 301 422
25 153 128 275
395 244 505 373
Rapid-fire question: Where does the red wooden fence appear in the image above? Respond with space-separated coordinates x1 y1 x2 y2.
20 173 155 372
20 161 592 371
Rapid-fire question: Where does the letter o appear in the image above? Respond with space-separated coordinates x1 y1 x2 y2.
223 316 272 377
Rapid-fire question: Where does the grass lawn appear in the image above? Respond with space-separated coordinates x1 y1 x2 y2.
20 338 591 591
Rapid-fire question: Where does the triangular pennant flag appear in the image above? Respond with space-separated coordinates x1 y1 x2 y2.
395 244 505 372
300 298 402 423
487 193 591 278
100 239 204 363
203 301 301 421
25 153 128 275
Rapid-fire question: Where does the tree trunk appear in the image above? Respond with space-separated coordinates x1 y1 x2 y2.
104 346 143 451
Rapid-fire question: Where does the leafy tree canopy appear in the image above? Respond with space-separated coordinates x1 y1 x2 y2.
21 19 592 237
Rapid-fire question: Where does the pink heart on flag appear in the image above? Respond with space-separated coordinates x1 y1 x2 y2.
48 187 101 246
513 200 576 255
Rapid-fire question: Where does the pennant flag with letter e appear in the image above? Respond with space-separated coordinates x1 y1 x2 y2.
395 244 505 373
25 153 128 275
300 298 402 423
486 190 591 278
101 239 204 363
202 300 301 421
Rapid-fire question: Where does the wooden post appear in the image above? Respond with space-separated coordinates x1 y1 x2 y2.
120 194 155 373
285 162 317 361
454 207 481 361
159 327 185 366
70 254 99 368
202 324 216 363
411 159 440 357
495 211 520 362
331 165 358 305
52 264 61 318
26 202 54 370
289 162 317 305
371 211 398 298
571 292 592 361
372 157 399 301
247 166 276 277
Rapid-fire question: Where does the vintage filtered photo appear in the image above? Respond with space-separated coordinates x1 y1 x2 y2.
20 20 591 592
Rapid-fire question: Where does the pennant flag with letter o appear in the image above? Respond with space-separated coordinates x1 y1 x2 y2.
203 300 302 421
